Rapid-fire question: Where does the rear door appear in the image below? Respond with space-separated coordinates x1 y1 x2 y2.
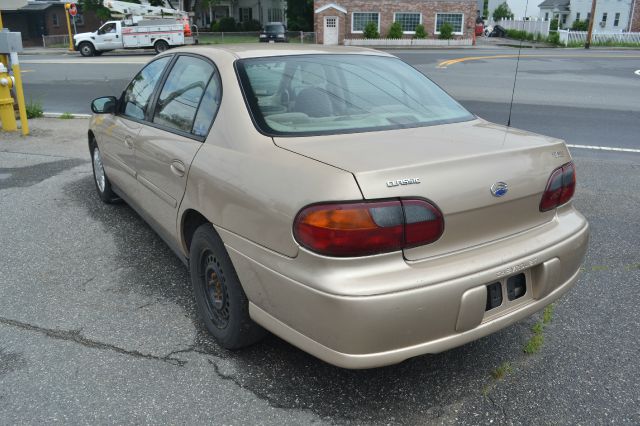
135 54 222 239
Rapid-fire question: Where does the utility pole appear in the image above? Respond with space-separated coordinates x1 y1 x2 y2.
585 0 597 48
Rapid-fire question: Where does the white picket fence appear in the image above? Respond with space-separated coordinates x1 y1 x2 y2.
558 30 640 45
498 19 550 36
344 38 473 47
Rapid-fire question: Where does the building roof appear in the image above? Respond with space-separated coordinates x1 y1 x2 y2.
315 3 347 14
538 0 570 11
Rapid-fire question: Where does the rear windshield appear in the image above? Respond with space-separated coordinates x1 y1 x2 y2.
265 24 285 33
236 54 474 136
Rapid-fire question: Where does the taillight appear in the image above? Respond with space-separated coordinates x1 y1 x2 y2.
539 162 576 212
293 199 444 257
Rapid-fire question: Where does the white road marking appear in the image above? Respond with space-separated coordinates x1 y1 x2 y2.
567 144 640 153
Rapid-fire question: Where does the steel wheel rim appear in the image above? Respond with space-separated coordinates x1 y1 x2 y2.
200 250 230 329
93 147 106 192
157 42 167 52
81 45 91 55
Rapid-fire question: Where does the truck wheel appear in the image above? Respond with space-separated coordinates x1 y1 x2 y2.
79 42 95 57
154 40 169 54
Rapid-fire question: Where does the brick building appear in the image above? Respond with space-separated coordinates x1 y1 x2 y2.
2 1 103 47
631 0 640 31
314 0 478 45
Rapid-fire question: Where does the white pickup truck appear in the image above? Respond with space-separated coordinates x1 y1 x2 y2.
73 19 196 57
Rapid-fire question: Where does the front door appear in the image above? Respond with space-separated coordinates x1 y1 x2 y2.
94 22 122 50
324 16 339 45
135 55 222 239
100 56 172 197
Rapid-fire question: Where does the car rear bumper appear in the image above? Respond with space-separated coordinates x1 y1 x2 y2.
223 206 589 369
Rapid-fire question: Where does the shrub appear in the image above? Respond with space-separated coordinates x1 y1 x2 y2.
387 21 403 39
549 18 559 30
492 2 514 22
242 19 261 31
363 21 379 39
547 31 560 45
438 22 454 39
210 20 219 32
218 17 237 32
26 100 43 119
414 24 427 39
571 19 589 31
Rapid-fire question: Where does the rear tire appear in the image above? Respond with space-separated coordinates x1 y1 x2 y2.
190 224 266 349
79 42 95 57
154 40 169 54
90 140 118 204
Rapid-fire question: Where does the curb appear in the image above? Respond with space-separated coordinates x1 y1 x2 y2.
43 112 91 119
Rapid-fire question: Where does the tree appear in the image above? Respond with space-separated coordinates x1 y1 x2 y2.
414 24 427 39
492 2 514 22
438 22 453 39
571 19 589 31
286 0 313 31
363 22 379 39
387 22 403 39
79 0 112 21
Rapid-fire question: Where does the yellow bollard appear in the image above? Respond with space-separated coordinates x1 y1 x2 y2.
64 3 74 51
10 52 28 135
0 62 18 132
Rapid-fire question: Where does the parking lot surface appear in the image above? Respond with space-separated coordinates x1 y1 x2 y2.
1 118 638 424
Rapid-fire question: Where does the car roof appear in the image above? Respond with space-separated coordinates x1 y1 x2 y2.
173 44 395 60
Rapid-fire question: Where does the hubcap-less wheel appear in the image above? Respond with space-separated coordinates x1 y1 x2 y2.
201 251 230 329
93 147 106 193
155 41 168 53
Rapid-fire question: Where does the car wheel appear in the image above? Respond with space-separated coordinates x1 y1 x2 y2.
154 40 169 54
79 42 95 57
90 140 118 203
190 224 266 349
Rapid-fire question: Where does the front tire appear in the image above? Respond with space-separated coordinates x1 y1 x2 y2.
154 40 169 54
90 140 118 203
78 42 95 57
190 224 266 349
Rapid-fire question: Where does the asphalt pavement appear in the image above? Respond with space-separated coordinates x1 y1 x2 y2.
1 47 639 424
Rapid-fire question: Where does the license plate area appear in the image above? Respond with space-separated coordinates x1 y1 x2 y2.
483 270 533 321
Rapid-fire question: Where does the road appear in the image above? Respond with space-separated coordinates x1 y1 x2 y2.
19 48 640 150
1 48 639 423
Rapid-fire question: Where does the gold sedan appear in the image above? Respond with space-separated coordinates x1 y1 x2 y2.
88 45 589 368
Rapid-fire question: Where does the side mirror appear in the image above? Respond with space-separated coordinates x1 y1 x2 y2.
91 96 117 114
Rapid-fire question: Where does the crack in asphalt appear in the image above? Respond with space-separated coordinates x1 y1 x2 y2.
0 317 187 366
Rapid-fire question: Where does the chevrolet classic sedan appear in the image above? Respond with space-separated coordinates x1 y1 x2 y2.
88 45 589 369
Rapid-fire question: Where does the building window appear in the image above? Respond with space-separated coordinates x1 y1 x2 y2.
394 12 421 33
587 12 591 21
575 13 580 21
614 12 620 26
435 13 463 34
239 7 252 22
267 8 283 22
74 13 85 26
52 13 59 27
544 12 549 21
602 12 607 23
561 14 567 25
352 12 380 33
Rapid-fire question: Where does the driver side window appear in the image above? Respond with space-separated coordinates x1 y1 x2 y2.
121 56 171 121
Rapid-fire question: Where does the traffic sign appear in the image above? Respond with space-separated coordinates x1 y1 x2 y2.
68 3 77 17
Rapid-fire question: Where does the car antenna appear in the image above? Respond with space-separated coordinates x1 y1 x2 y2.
506 0 530 127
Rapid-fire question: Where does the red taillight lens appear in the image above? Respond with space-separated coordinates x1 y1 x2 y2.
293 199 444 257
539 162 576 212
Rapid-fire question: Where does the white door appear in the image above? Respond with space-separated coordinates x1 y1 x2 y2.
324 16 338 45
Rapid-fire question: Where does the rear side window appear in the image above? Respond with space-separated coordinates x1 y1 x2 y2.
153 56 214 133
121 56 171 121
192 75 222 137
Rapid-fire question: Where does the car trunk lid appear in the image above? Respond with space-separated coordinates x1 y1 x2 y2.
274 119 571 260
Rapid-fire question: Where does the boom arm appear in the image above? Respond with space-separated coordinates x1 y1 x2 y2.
102 0 187 19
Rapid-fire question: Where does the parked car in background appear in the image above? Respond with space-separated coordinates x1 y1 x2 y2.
259 22 288 42
87 45 589 369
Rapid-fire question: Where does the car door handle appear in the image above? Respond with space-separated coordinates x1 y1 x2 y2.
123 136 134 149
170 160 186 177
